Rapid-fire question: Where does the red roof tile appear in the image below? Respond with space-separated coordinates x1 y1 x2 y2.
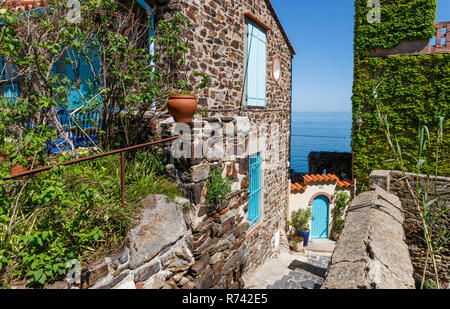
290 173 354 192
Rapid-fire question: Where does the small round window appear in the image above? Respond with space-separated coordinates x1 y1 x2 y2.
272 56 281 82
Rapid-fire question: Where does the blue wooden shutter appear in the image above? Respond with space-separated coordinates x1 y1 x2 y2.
248 152 263 230
137 0 154 56
246 22 267 107
1 57 19 106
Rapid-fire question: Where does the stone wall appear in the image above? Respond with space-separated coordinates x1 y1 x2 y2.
160 116 288 287
308 152 352 180
153 0 293 282
370 170 450 285
62 0 294 289
55 116 288 289
322 185 415 289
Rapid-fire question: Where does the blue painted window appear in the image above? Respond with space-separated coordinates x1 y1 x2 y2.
137 0 154 56
0 57 19 107
248 152 263 230
245 21 267 107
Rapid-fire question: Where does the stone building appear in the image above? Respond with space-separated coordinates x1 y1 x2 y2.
3 0 295 289
88 0 296 289
152 0 296 286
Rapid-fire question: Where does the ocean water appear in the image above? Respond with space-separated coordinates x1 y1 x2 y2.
290 112 352 173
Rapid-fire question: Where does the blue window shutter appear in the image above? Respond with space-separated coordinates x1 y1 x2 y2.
246 22 267 107
137 0 154 55
248 153 263 230
1 57 19 105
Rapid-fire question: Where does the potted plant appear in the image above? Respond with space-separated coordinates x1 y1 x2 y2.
291 234 304 252
289 208 313 248
158 13 211 122
167 72 210 123
332 192 350 241
333 219 345 241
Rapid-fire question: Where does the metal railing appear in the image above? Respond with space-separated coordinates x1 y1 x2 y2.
4 136 180 208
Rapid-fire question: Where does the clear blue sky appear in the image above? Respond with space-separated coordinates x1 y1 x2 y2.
271 0 450 113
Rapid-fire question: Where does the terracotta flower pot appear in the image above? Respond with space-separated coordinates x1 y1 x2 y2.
167 94 198 123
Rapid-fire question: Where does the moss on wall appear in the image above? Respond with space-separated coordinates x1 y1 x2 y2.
352 0 449 188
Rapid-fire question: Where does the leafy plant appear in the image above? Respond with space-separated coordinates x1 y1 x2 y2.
289 208 312 234
155 13 211 95
376 95 448 289
0 149 180 288
332 192 350 232
352 0 448 189
206 168 231 214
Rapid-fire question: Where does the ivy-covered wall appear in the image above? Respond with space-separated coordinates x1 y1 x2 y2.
352 0 449 187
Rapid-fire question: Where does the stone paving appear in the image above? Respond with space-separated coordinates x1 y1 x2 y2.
244 239 335 290
266 254 330 289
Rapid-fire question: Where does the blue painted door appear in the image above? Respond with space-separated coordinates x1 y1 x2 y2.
311 196 329 239
248 153 263 230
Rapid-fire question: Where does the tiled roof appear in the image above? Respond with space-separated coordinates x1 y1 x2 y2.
2 0 42 12
290 174 354 192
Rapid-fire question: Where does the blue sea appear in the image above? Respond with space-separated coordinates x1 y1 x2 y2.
290 112 352 173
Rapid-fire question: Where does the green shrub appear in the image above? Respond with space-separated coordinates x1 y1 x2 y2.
0 149 180 288
289 208 312 234
206 168 231 214
333 192 351 232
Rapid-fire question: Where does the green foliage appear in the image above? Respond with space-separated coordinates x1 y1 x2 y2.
352 53 450 187
0 150 180 288
414 274 438 289
206 168 231 214
352 0 448 189
333 192 350 232
0 2 210 150
378 108 448 288
289 208 312 233
354 0 437 57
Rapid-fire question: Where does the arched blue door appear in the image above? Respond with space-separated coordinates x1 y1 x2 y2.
311 196 329 239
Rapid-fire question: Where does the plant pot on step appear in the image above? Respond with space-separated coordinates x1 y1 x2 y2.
293 239 304 252
167 94 198 123
298 230 310 247
333 230 341 241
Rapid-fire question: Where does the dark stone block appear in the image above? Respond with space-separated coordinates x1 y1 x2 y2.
96 270 130 289
179 181 205 205
191 254 211 276
195 269 215 289
134 261 161 283
307 152 352 180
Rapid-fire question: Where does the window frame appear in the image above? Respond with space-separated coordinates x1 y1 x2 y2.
244 20 268 108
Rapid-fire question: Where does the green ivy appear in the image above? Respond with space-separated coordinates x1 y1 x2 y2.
352 0 449 188
354 0 437 57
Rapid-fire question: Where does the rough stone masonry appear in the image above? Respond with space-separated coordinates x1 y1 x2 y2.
322 185 415 289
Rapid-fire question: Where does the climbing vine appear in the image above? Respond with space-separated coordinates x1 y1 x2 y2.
352 0 449 188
